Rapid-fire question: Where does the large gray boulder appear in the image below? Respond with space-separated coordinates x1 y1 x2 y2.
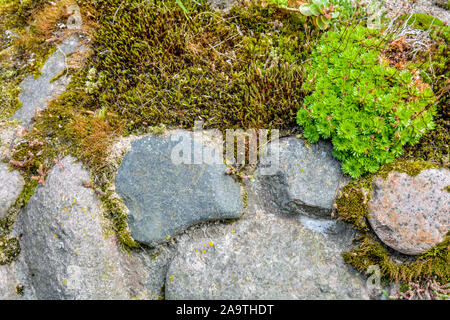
0 163 24 219
257 137 346 218
12 35 79 126
15 157 166 299
368 168 450 255
115 133 243 246
165 180 370 300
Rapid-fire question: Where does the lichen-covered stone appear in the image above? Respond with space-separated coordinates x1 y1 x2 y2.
115 133 243 246
368 169 450 255
16 156 165 299
0 163 24 219
257 137 347 218
12 35 80 126
165 180 370 300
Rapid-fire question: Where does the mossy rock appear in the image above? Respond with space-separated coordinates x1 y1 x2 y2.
336 160 449 284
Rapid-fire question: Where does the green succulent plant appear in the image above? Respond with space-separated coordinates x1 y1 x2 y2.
299 0 340 30
297 26 437 178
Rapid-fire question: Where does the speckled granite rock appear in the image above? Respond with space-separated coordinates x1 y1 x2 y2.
15 157 166 299
165 180 370 300
0 163 24 219
257 137 347 218
12 35 79 126
115 133 243 246
368 169 450 255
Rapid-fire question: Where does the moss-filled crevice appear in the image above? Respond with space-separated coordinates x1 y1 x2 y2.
0 0 80 120
0 234 20 265
343 234 449 284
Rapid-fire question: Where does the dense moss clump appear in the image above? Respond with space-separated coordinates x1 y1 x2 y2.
398 13 448 36
81 0 314 133
336 160 449 285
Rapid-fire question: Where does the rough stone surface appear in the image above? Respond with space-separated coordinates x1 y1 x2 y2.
363 0 450 25
15 156 166 299
368 169 450 255
257 137 346 218
0 163 24 219
208 0 236 10
115 133 243 246
0 265 17 299
12 35 79 126
165 180 370 300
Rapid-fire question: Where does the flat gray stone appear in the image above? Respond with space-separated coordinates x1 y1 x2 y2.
16 157 161 299
257 137 346 218
12 35 79 126
115 133 243 246
0 163 24 219
165 180 371 300
368 168 450 255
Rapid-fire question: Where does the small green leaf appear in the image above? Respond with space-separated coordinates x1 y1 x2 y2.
309 4 321 16
331 11 340 19
299 4 313 16
317 15 329 30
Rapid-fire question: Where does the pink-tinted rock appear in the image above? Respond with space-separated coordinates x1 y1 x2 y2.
368 169 449 255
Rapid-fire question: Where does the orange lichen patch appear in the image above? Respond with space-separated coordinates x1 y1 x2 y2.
69 113 125 169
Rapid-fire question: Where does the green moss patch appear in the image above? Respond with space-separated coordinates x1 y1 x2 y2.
343 234 449 284
398 13 447 32
82 0 314 133
0 235 20 265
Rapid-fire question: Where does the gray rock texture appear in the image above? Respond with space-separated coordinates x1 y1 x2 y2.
0 163 24 219
208 0 237 10
368 169 450 255
165 180 370 300
15 157 167 299
0 264 18 300
12 35 79 126
115 133 243 246
257 137 346 218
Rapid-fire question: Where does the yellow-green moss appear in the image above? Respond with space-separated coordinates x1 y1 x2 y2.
0 235 20 265
343 234 449 284
100 191 139 250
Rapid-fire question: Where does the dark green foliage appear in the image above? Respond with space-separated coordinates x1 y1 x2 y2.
297 25 437 178
86 0 313 133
